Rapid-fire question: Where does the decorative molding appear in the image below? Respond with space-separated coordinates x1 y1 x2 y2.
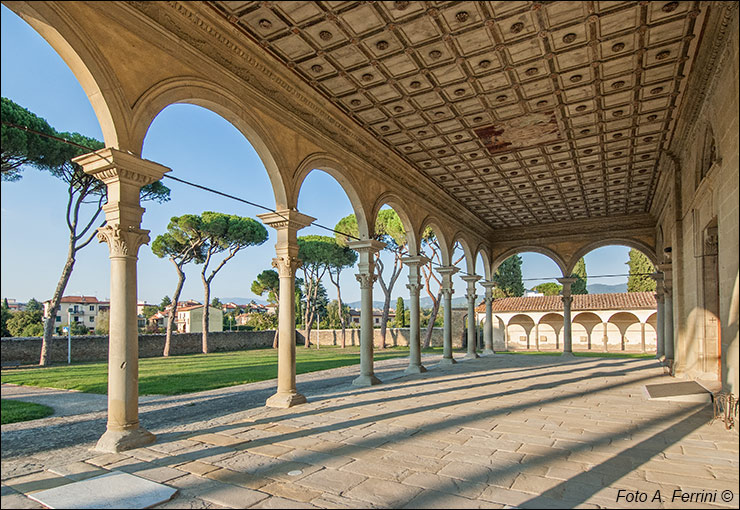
97 224 150 258
272 256 302 278
355 272 378 290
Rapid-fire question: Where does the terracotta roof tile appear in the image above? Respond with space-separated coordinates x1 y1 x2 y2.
475 292 656 313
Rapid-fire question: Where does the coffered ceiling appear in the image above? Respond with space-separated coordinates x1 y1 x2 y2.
207 1 703 229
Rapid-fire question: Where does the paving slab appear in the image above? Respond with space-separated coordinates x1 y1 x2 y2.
28 471 177 509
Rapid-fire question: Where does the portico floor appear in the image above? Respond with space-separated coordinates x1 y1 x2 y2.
2 354 738 509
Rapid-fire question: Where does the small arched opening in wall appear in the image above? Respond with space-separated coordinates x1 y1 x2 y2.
507 314 536 351
572 312 602 352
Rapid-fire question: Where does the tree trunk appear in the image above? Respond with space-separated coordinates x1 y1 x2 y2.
40 246 76 366
379 291 392 349
422 290 442 349
164 259 186 356
202 280 211 354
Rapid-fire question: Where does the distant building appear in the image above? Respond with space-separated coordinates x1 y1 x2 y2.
475 292 658 352
5 298 26 311
349 308 395 326
175 305 223 333
43 296 107 332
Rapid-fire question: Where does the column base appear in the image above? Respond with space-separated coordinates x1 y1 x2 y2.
464 352 479 360
95 427 156 453
561 351 575 358
352 374 382 387
266 391 307 408
404 364 427 375
439 357 457 365
481 349 495 355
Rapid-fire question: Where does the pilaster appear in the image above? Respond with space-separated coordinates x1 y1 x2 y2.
651 272 666 360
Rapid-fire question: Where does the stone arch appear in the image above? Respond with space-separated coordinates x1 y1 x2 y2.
566 239 657 275
9 2 131 150
539 312 564 350
371 192 418 256
573 311 602 351
451 234 477 274
418 216 452 266
492 246 567 277
292 153 371 240
507 314 535 350
474 244 492 281
130 76 290 208
607 311 642 351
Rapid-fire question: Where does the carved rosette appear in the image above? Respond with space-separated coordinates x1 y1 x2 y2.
272 256 302 278
406 283 422 295
97 224 150 258
355 272 377 289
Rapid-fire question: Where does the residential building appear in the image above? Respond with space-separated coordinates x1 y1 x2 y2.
175 305 224 333
43 296 108 332
349 308 395 326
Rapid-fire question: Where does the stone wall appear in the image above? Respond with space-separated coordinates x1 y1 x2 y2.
1 327 451 366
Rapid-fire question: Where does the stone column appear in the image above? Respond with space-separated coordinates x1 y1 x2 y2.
557 277 577 358
641 322 646 353
602 322 609 352
436 266 459 365
480 282 496 355
651 272 665 360
74 148 169 452
461 275 481 359
401 256 430 374
348 240 385 386
658 264 674 361
257 210 315 408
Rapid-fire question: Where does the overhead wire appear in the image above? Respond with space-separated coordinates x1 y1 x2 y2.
3 120 655 282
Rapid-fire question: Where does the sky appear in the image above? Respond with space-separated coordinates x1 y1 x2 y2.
0 5 633 306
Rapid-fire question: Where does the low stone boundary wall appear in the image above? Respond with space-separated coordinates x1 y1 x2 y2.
1 327 449 366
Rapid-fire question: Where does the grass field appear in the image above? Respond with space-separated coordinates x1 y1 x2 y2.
0 345 415 396
1 399 54 425
1 346 652 397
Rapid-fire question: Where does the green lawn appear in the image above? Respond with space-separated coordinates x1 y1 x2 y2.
1 399 54 424
0 345 413 396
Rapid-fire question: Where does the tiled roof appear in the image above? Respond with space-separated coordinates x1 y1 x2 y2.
55 296 99 304
475 292 656 313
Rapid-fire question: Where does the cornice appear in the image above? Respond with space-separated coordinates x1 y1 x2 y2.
490 213 655 245
124 1 494 242
670 2 738 153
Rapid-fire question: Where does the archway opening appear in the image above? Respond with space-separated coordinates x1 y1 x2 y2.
296 168 361 348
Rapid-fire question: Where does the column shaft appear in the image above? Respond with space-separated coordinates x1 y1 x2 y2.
437 266 459 365
461 275 481 359
74 148 169 452
349 240 385 386
258 210 315 408
401 256 429 374
557 277 576 358
481 282 495 355
652 272 666 360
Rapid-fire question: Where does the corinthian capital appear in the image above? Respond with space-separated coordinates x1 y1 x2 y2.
272 256 302 278
406 283 422 295
355 272 377 289
97 224 150 258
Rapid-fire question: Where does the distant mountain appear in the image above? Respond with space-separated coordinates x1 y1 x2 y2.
586 283 627 294
219 297 269 306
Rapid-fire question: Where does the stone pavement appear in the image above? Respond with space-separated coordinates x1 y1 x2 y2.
2 353 738 509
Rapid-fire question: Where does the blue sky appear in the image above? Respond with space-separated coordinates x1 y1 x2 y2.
1 5 631 306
